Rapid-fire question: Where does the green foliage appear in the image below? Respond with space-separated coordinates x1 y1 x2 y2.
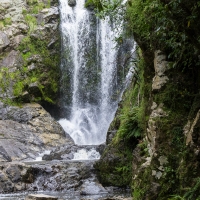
183 178 200 200
168 178 200 199
117 106 141 141
13 81 25 96
0 68 23 105
3 17 12 26
132 188 145 200
0 17 12 30
24 14 37 34
126 0 200 68
26 0 49 13
168 195 185 200
17 35 59 104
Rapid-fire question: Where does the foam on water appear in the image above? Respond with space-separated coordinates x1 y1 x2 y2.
35 150 51 161
59 0 128 146
73 148 100 160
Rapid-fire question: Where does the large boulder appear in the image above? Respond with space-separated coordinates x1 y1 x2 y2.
0 102 70 161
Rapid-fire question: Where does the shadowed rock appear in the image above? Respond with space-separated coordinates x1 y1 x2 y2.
25 194 58 200
68 0 76 7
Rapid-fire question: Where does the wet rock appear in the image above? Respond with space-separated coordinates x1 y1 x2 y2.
0 102 69 161
80 180 107 195
68 0 76 7
5 164 21 182
147 103 168 157
21 160 97 191
0 146 12 162
43 144 102 161
25 194 58 200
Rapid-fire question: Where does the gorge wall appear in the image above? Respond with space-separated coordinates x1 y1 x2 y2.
94 0 200 199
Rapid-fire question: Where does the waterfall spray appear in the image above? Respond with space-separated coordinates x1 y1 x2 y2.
59 0 133 145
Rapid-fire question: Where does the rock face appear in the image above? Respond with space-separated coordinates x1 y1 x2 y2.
0 102 69 162
97 44 200 199
0 0 60 105
0 100 77 193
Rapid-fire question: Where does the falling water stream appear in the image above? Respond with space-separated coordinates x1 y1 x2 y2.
58 0 131 147
0 1 134 199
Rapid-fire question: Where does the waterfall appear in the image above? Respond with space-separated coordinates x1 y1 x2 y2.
59 0 133 145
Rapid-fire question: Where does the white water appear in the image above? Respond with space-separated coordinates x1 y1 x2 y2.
59 0 130 145
73 148 100 160
35 150 51 161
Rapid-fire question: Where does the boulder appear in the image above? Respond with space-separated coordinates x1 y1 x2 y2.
80 180 107 195
0 102 69 161
68 0 76 7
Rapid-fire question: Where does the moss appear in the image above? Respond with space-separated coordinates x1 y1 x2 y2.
16 35 60 104
0 17 12 30
95 140 134 187
24 15 37 34
26 0 50 14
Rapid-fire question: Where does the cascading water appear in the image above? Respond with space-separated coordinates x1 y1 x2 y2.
59 0 133 145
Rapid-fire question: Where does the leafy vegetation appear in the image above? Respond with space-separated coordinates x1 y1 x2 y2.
26 0 50 14
90 0 200 199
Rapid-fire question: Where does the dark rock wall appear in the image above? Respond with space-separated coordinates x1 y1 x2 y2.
96 4 200 198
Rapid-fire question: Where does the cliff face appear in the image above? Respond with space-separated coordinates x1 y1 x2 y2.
0 0 60 105
96 48 200 199
95 0 200 199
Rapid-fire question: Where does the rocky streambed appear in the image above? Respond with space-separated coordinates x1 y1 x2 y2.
0 102 131 199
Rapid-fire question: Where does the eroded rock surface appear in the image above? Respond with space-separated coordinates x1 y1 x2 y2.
152 50 169 90
0 102 70 162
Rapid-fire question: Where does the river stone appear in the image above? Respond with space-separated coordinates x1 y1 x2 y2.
80 180 107 195
68 0 76 7
25 194 58 200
